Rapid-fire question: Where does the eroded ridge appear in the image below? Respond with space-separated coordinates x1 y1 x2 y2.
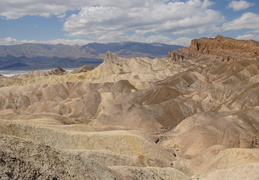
1 35 259 180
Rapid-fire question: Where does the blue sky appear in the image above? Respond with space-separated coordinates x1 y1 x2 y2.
0 0 258 46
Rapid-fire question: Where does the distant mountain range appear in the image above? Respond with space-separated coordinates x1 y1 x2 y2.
0 42 184 70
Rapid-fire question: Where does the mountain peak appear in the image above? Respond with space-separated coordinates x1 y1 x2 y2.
105 51 118 60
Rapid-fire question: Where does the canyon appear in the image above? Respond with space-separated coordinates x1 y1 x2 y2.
0 35 259 180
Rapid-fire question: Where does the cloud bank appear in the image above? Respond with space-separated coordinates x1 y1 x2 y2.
0 0 221 45
223 12 259 31
0 37 91 46
63 0 223 42
0 0 259 45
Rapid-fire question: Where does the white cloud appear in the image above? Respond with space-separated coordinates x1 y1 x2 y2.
222 12 259 31
145 35 173 44
0 37 91 46
1 1 67 19
0 0 223 45
64 0 223 43
0 37 17 45
0 0 152 19
170 37 192 47
236 34 254 39
236 33 259 41
0 37 36 45
228 0 255 11
202 0 214 8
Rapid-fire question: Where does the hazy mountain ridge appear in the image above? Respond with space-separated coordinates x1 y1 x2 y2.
82 42 182 56
0 42 183 70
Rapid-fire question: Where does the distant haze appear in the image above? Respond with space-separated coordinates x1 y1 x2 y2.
0 68 75 77
0 42 183 71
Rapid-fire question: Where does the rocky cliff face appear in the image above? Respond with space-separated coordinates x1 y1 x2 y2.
0 35 259 180
168 35 259 61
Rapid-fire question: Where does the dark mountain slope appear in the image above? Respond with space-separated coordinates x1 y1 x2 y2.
0 42 183 70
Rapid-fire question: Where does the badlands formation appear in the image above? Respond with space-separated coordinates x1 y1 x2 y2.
0 35 259 179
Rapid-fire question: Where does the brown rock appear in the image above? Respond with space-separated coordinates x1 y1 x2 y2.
71 65 94 73
168 35 259 62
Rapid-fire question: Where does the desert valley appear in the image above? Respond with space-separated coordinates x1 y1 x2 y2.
0 35 259 180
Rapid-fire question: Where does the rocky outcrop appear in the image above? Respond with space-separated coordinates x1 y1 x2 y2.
0 134 123 180
190 35 259 61
168 35 259 62
9 67 67 81
50 67 66 75
71 65 94 73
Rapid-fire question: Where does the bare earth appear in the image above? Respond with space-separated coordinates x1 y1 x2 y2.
0 35 259 180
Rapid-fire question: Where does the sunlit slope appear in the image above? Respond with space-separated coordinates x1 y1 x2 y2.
1 35 259 180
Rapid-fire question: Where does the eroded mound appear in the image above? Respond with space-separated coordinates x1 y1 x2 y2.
0 35 259 180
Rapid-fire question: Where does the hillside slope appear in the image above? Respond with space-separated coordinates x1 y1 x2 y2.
0 35 259 180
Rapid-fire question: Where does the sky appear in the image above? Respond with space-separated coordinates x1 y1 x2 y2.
0 0 258 47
